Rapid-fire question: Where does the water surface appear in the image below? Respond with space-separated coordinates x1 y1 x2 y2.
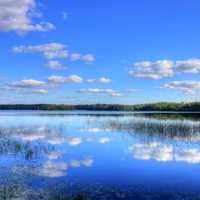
0 111 200 199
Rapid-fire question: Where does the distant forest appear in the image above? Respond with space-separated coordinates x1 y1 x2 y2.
1 102 200 112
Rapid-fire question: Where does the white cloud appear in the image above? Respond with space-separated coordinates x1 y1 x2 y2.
47 75 66 84
70 53 95 63
129 58 200 79
127 89 142 92
78 88 121 97
70 53 81 61
47 75 83 84
8 79 47 89
175 59 200 73
0 0 54 33
31 89 48 94
12 43 95 67
82 54 95 62
13 43 68 59
129 60 173 80
64 75 83 83
3 79 50 95
86 77 112 83
162 81 200 94
47 60 66 70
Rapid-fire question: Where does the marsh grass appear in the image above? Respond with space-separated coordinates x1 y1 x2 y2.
101 117 200 141
0 127 54 160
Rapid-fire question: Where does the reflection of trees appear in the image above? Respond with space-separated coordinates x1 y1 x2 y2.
137 113 200 121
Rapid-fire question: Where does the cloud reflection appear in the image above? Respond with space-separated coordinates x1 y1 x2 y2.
129 142 173 162
79 127 113 133
129 142 200 164
98 137 111 144
38 158 94 178
69 159 93 168
39 161 68 178
175 149 200 164
47 150 62 160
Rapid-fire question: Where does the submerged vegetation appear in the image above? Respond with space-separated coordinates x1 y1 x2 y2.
0 183 88 200
1 102 200 111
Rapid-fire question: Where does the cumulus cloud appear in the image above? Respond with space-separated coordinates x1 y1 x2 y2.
86 77 112 83
70 53 95 63
78 88 121 97
47 60 66 70
2 78 51 95
8 79 47 89
47 75 83 84
129 60 173 80
162 81 200 94
129 58 200 80
12 43 95 67
175 59 200 73
13 43 68 59
0 0 54 33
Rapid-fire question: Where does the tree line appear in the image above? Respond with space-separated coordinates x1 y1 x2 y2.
1 102 200 111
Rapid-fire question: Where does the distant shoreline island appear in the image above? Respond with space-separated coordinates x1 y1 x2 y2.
1 102 200 112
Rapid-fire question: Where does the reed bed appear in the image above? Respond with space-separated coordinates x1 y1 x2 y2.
103 117 200 140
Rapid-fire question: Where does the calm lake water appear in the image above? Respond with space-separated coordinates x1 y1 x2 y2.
1 111 200 199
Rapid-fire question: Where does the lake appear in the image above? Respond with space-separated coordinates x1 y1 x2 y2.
1 111 200 199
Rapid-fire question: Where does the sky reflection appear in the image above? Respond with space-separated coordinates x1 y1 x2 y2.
1 112 200 199
129 142 200 164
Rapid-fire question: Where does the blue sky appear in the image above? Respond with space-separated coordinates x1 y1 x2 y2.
1 0 200 104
